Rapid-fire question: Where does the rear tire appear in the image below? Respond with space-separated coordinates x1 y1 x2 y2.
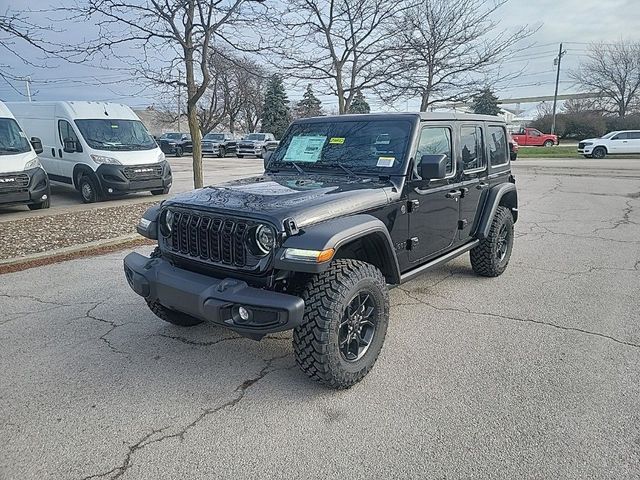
592 146 606 159
470 206 514 277
293 259 389 389
145 299 204 327
78 175 101 203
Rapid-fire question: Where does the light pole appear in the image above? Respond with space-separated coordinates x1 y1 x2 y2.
551 43 566 135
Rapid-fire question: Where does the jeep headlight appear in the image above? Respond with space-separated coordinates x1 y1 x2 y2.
160 209 174 236
24 157 41 170
249 224 275 256
90 154 121 165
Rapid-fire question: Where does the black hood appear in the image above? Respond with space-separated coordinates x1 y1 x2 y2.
163 174 399 230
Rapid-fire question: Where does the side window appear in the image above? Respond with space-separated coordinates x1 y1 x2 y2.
461 126 486 172
416 127 453 175
488 126 508 166
613 133 628 140
629 132 640 140
58 120 82 151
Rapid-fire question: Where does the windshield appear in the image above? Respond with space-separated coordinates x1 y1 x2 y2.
246 133 266 141
75 119 156 151
161 133 182 140
204 133 225 141
268 119 413 175
0 118 31 156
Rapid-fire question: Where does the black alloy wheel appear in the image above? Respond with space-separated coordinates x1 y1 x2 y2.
339 292 377 362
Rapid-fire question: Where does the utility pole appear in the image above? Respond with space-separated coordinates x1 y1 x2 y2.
25 76 32 102
177 70 181 132
551 43 566 135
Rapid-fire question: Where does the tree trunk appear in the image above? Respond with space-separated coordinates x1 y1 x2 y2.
420 91 430 112
184 46 203 189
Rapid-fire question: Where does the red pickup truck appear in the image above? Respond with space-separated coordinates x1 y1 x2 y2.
511 128 558 147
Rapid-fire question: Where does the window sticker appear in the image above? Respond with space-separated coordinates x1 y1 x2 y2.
329 137 345 144
375 134 391 145
19 131 27 138
377 156 395 167
283 135 327 163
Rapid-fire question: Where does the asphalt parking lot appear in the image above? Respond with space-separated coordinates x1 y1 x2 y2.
1 158 639 479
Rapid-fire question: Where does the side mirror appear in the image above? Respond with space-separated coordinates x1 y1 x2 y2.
263 150 272 170
63 139 77 153
30 137 43 154
418 154 448 180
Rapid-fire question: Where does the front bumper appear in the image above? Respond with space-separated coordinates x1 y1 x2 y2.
123 252 305 338
202 143 221 155
96 161 172 195
0 167 49 206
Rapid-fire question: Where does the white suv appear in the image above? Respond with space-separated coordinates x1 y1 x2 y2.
578 130 640 159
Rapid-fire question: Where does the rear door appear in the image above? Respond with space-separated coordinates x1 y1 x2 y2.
407 124 461 263
626 131 640 153
459 124 489 240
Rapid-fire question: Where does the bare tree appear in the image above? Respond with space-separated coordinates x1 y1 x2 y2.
381 0 533 111
570 41 640 118
77 0 264 188
266 0 405 114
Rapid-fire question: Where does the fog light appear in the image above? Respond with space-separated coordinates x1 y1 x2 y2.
41 194 48 201
238 306 250 321
108 188 114 193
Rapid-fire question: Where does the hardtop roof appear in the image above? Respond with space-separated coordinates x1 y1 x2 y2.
293 112 505 124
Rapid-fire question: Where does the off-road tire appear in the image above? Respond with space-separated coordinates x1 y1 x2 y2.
470 206 514 277
28 197 50 210
543 140 554 147
293 259 389 389
151 187 170 195
592 146 606 159
78 175 101 203
145 299 204 327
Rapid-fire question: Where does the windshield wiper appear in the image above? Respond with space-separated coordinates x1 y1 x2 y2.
289 162 306 174
336 163 355 176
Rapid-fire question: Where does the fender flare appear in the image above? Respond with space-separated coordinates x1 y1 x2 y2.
72 164 99 190
476 183 518 239
274 214 401 284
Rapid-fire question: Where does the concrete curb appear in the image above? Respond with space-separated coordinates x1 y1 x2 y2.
0 233 142 267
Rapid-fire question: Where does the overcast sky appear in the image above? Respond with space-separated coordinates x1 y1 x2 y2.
1 0 639 112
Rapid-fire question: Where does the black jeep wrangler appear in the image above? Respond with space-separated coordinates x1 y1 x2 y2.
124 113 517 389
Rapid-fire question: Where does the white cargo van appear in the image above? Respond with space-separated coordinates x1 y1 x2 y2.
7 101 172 203
0 101 50 210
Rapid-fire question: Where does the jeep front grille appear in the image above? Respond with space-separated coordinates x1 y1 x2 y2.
166 211 259 269
0 173 29 193
123 164 163 180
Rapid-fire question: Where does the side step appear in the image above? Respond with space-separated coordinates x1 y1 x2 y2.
399 240 479 284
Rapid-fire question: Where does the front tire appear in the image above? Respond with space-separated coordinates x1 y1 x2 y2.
78 175 101 203
293 259 389 389
470 206 514 277
145 299 204 327
543 140 554 147
28 196 50 210
592 146 606 159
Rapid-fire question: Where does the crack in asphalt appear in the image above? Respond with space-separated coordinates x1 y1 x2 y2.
83 300 128 356
516 220 640 244
0 293 75 307
157 332 241 346
397 287 640 350
591 200 638 234
78 353 291 480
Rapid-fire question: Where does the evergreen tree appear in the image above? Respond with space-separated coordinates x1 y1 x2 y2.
348 90 371 114
294 84 323 118
261 74 291 139
471 87 502 116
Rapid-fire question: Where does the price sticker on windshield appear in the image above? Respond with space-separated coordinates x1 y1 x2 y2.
329 137 345 145
377 156 395 167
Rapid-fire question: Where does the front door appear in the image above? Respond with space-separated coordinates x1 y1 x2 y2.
56 119 84 184
408 125 461 263
459 125 489 239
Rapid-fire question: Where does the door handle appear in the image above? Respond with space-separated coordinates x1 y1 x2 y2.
476 182 489 190
58 149 62 158
445 190 462 199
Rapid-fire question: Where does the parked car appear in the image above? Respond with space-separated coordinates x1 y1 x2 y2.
158 132 192 157
0 101 50 210
578 130 640 159
125 112 518 389
511 127 557 147
7 101 172 203
236 132 279 158
508 132 519 161
202 132 237 158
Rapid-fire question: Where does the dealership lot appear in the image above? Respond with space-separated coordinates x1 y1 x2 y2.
1 158 639 479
